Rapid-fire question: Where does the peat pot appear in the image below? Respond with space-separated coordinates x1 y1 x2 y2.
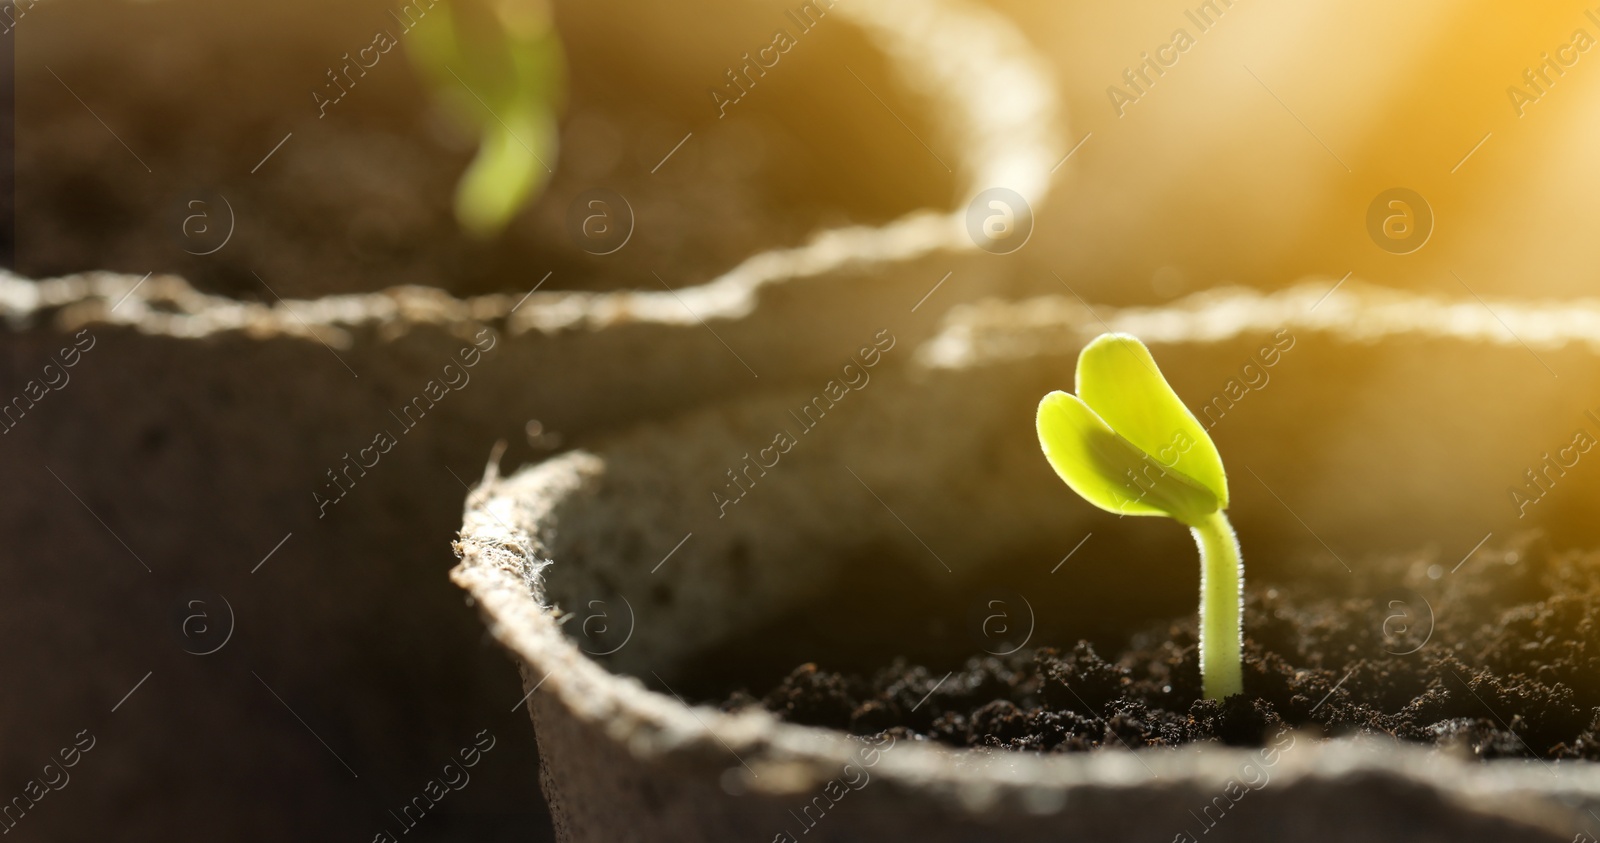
453 281 1600 842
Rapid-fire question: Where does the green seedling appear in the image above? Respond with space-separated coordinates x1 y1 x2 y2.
1036 333 1243 700
408 0 565 238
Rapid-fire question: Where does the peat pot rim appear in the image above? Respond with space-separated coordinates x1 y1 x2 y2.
452 281 1600 828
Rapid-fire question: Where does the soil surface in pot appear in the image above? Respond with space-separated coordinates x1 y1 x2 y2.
19 3 949 299
712 540 1600 759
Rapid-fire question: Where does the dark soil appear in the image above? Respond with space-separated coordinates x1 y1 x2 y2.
722 539 1600 759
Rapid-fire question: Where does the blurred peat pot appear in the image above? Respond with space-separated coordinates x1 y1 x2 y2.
2 0 1059 839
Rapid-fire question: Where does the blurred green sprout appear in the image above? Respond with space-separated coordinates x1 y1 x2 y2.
1036 333 1243 700
408 0 565 238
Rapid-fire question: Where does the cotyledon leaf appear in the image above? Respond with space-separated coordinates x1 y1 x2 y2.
1073 333 1229 509
1036 390 1220 523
